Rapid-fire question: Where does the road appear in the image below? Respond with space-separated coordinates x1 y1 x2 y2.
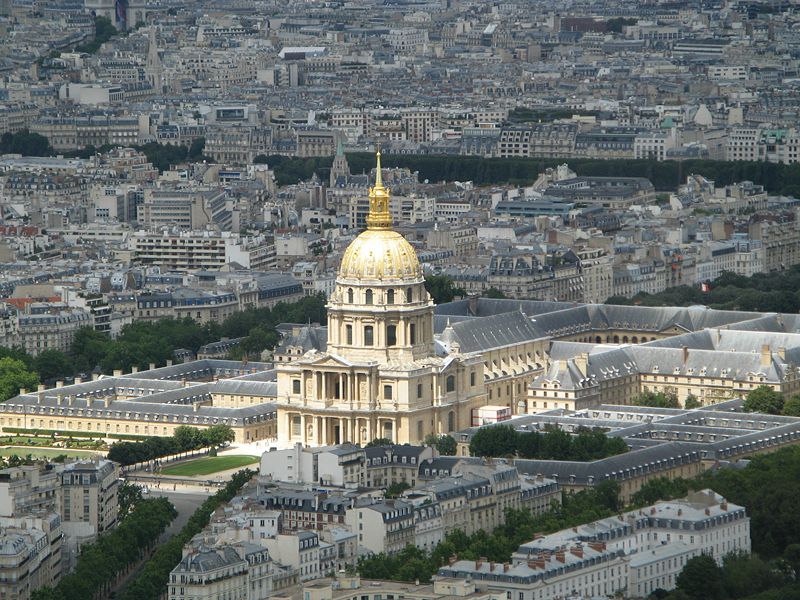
150 490 209 538
104 490 209 599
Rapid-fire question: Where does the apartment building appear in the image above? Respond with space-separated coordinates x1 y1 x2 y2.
0 513 63 600
497 124 577 158
437 490 749 600
345 500 415 555
137 188 232 231
14 307 91 356
128 231 276 271
260 443 366 487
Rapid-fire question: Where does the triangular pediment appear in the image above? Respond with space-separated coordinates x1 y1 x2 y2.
304 353 358 368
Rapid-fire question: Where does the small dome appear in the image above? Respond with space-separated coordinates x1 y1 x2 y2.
338 229 422 282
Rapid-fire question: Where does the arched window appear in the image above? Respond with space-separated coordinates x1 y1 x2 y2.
447 410 456 432
406 287 413 303
365 289 373 305
446 375 455 393
364 325 374 346
347 288 354 303
387 289 395 304
387 324 397 346
409 323 416 345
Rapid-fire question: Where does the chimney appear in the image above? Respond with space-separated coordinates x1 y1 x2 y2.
37 391 44 404
705 508 711 515
131 366 138 374
475 559 482 569
574 352 589 376
74 376 82 384
37 384 45 392
55 381 64 388
570 546 583 559
555 551 565 563
149 362 156 371
588 541 606 553
778 347 786 360
193 402 199 412
113 369 122 377
19 388 26 396
650 507 656 515
57 394 64 405
761 344 771 367
678 508 682 516
166 359 173 367
528 559 546 569
66 395 73 406
448 555 457 566
92 373 99 381
721 501 728 511
104 397 112 408
682 346 689 365
489 562 495 572
468 294 478 316
503 563 509 573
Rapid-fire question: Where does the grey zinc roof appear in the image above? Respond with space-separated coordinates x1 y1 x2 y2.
440 310 546 354
514 441 704 485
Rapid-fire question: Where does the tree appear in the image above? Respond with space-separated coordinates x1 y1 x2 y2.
173 425 203 452
676 555 725 600
744 385 784 415
0 130 52 156
203 425 235 447
424 275 465 304
385 481 411 498
188 137 205 160
365 437 393 448
424 434 457 456
0 357 39 401
33 349 73 382
469 425 518 457
782 395 800 417
722 552 786 599
684 394 701 409
634 390 680 409
482 288 507 299
70 327 111 373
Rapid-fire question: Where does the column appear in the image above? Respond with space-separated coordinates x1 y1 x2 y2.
321 417 328 445
339 417 347 443
338 373 344 400
322 373 327 401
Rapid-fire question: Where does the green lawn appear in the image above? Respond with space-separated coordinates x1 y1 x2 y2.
159 455 260 477
0 447 100 459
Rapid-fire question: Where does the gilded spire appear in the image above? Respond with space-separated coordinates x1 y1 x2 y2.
366 150 392 230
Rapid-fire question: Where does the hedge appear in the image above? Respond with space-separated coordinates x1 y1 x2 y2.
3 427 105 439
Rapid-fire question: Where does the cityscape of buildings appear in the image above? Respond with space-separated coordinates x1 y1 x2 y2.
2 0 800 598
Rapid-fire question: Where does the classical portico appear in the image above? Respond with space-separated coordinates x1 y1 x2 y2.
274 152 487 446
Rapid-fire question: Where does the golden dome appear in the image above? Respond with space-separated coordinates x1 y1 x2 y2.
339 228 422 282
337 151 422 282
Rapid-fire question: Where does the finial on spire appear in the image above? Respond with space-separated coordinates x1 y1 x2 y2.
366 149 392 230
375 148 383 189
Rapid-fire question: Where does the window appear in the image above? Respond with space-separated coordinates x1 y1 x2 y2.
417 383 423 398
384 385 393 400
347 288 354 303
410 323 416 345
365 289 373 305
292 380 301 394
387 324 397 346
470 372 476 386
406 287 413 303
346 324 353 345
387 289 395 304
364 326 374 346
446 375 456 392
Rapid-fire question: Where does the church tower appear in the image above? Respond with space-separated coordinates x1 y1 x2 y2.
146 27 163 94
274 153 487 447
329 138 350 187
327 150 434 363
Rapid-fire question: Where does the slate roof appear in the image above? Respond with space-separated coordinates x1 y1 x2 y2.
439 310 547 354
